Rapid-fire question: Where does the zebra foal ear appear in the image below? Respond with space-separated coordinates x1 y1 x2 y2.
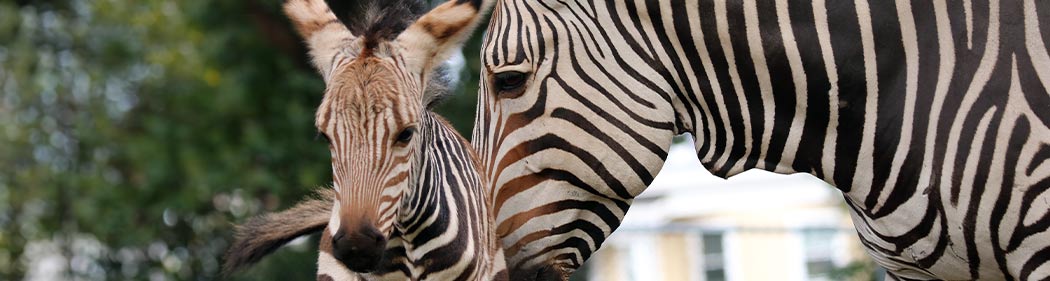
396 0 493 76
283 0 357 83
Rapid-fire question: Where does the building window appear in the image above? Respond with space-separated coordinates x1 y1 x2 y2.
803 230 836 281
700 232 725 281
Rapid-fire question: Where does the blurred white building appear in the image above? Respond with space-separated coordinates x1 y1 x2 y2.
575 140 876 281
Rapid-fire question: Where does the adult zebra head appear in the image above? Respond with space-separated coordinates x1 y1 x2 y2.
282 0 492 272
472 1 682 279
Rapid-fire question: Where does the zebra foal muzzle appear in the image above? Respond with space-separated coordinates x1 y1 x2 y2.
330 223 388 273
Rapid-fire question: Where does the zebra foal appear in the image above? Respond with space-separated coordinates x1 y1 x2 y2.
223 0 507 279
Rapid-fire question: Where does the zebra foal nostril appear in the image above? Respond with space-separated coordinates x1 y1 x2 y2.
331 230 346 246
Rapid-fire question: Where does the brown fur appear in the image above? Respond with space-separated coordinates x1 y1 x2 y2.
322 0 426 46
324 57 406 115
315 56 420 237
222 189 335 275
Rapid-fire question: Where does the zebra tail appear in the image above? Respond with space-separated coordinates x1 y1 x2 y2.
222 188 335 276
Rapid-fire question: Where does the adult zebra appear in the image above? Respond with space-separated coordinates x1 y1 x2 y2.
471 0 1050 280
224 0 508 279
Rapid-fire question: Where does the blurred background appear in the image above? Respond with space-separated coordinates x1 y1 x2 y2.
572 138 883 281
0 0 878 280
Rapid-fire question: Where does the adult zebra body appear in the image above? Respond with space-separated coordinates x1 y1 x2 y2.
472 0 1050 279
223 0 508 279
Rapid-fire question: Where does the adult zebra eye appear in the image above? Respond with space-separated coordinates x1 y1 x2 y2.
395 127 416 144
493 71 528 94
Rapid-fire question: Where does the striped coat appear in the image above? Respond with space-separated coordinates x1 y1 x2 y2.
471 0 1050 279
224 0 507 279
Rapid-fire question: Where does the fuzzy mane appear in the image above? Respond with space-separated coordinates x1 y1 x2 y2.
322 0 458 108
323 0 427 47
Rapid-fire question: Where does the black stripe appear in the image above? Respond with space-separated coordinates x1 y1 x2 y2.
826 0 864 191
866 0 907 210
724 0 767 171
755 0 795 173
787 0 832 177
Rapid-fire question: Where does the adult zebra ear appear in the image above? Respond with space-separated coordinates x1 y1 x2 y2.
283 0 358 83
396 0 492 85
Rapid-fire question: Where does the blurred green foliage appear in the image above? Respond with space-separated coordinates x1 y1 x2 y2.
0 0 483 280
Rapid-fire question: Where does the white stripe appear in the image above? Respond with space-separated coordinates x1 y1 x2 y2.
955 107 998 217
849 0 879 197
774 0 808 173
317 251 362 280
612 0 653 59
329 203 341 236
656 0 703 126
812 0 839 182
918 0 956 205
939 0 1000 207
1024 0 1050 92
685 0 725 164
874 0 921 211
743 0 775 171
712 0 752 175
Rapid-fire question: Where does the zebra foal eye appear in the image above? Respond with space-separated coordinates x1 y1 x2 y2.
493 71 528 98
395 127 416 144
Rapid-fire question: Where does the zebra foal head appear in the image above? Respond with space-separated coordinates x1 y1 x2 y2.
282 0 491 273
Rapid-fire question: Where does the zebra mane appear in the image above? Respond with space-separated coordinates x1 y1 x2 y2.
322 0 457 107
323 0 427 48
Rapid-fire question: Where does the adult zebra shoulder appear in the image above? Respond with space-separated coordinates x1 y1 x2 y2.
472 0 1050 280
223 0 507 279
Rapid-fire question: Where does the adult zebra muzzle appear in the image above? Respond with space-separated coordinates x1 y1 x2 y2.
331 223 388 273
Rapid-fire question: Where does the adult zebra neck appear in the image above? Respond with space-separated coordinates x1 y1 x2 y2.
648 1 1050 278
653 0 872 186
